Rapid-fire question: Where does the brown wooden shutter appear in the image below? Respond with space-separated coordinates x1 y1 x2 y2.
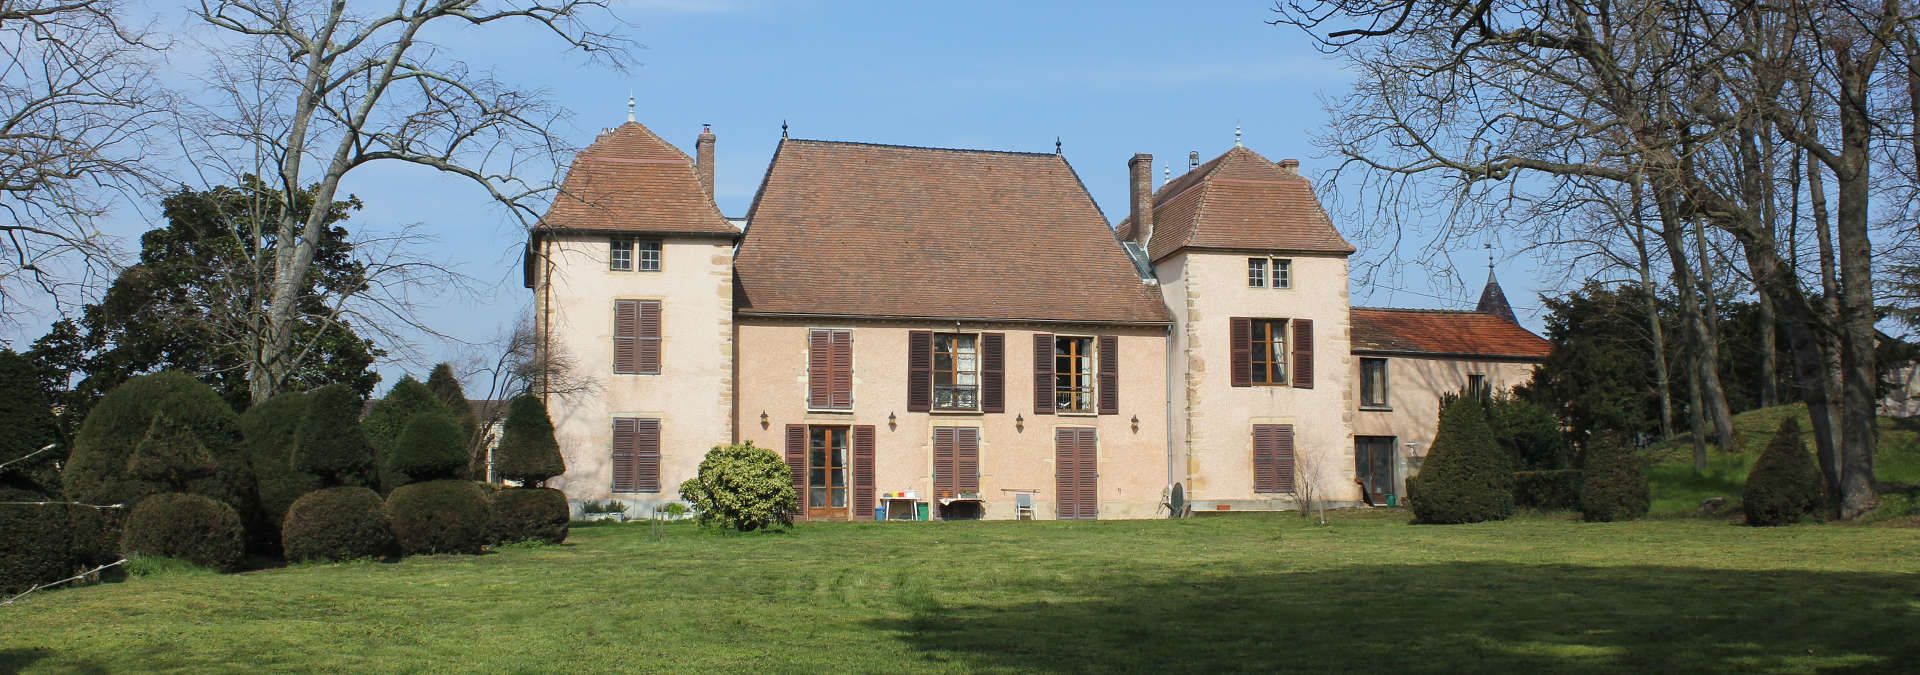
1077 429 1097 519
784 424 806 508
1292 318 1314 389
807 330 830 408
1032 333 1054 415
1054 428 1076 518
635 418 661 492
907 331 932 412
611 418 638 492
981 332 1005 413
956 427 980 493
1274 424 1296 492
853 425 876 518
933 427 956 497
1251 425 1274 493
1230 317 1252 387
830 330 854 408
637 300 662 375
613 301 639 374
1097 335 1119 415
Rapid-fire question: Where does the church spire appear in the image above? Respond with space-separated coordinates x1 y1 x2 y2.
1477 245 1518 323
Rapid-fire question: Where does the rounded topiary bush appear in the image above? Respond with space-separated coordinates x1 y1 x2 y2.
1407 396 1516 524
239 390 315 549
495 395 564 487
282 486 395 562
387 414 469 488
120 492 246 571
1579 436 1650 522
0 488 72 595
1745 418 1826 526
489 487 569 545
363 377 453 492
679 442 799 532
63 372 254 562
294 384 376 487
386 480 491 555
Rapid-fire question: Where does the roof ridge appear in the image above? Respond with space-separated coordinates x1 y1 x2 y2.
1354 306 1487 314
784 137 1058 158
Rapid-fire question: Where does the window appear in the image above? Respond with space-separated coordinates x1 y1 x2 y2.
808 329 853 410
933 333 979 410
808 426 850 514
1467 373 1488 399
1249 319 1289 385
1247 258 1267 288
1355 436 1396 501
609 238 662 272
1252 424 1296 493
1272 258 1292 289
1054 336 1094 414
613 300 661 375
611 418 661 492
1360 357 1389 408
1248 256 1292 289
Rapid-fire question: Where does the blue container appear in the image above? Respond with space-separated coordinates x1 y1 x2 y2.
874 504 887 521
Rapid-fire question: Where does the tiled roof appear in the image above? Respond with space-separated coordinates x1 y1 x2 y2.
1118 146 1355 262
536 122 738 237
1476 272 1519 323
1351 307 1552 360
734 139 1171 325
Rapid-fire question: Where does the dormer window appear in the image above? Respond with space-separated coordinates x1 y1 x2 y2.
1248 256 1292 289
610 238 662 272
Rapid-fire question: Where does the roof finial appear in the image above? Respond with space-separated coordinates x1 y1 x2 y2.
626 90 635 123
1234 122 1243 147
1163 165 1170 186
781 119 789 139
1485 242 1495 276
1055 136 1062 155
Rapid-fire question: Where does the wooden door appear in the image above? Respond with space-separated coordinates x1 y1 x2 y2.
807 426 850 519
1054 427 1098 520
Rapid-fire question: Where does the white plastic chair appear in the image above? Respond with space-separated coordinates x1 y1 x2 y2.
1013 492 1036 520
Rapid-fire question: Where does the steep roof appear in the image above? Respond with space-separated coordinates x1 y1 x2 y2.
734 139 1171 325
1476 271 1519 323
536 121 738 237
1117 146 1355 262
1351 307 1552 360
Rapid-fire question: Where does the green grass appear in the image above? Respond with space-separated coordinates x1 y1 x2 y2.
5 512 1920 673
1645 404 1920 516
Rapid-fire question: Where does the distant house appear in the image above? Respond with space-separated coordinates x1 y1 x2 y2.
525 115 1551 519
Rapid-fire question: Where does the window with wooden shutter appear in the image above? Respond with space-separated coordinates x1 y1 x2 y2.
932 427 980 499
1292 318 1313 389
1032 333 1054 415
1054 427 1097 520
611 418 660 493
1230 318 1252 387
637 301 661 375
785 424 807 509
853 425 876 518
613 300 661 375
1097 335 1118 415
807 329 853 410
1252 424 1296 493
981 333 1005 413
933 427 956 497
611 418 636 492
907 331 932 412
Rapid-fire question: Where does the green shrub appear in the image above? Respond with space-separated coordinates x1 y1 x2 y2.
495 395 564 486
1489 394 1571 470
1513 470 1582 511
294 384 375 487
363 377 452 492
0 349 62 495
0 488 72 595
1407 396 1516 524
281 486 395 562
386 480 491 555
239 390 314 552
1579 436 1650 522
128 414 216 491
1745 418 1826 526
63 372 255 563
426 363 483 478
679 442 799 532
120 492 245 572
388 414 469 486
489 487 569 545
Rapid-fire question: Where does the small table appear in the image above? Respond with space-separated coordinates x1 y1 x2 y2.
880 497 920 521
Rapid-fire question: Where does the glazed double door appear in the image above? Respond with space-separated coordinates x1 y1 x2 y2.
1054 427 1098 520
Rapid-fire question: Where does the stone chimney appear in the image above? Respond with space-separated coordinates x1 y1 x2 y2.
1277 158 1300 176
696 123 716 202
1128 153 1153 246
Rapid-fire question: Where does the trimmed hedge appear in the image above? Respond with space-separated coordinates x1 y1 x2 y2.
488 487 569 545
388 414 469 486
282 486 395 562
0 487 72 595
1745 418 1826 526
364 377 453 492
128 414 217 491
495 395 564 486
120 492 246 572
0 349 62 495
386 480 491 555
679 442 799 532
63 372 255 563
1407 397 1516 524
1580 436 1650 522
294 384 375 487
1513 470 1582 511
426 363 483 478
239 390 315 553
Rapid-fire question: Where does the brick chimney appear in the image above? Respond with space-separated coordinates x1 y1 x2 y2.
696 124 716 202
1128 153 1153 246
1188 150 1199 170
1277 158 1300 176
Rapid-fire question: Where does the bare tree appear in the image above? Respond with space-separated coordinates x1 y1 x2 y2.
184 0 633 405
0 0 166 321
465 316 595 480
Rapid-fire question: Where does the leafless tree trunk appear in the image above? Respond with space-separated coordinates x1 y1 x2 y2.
1627 186 1674 438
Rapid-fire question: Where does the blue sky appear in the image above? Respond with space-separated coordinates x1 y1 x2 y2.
9 1 1551 391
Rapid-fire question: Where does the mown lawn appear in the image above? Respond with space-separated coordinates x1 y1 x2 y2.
5 511 1919 673
1646 404 1920 516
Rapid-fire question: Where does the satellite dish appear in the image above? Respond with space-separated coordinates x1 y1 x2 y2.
1169 482 1186 518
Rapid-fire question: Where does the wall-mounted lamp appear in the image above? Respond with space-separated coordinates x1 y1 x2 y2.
759 410 769 429
888 412 898 430
1130 414 1139 433
1015 414 1025 433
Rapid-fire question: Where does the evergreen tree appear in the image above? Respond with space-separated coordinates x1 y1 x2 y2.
362 376 451 490
425 363 482 477
0 349 62 494
1407 395 1516 524
295 384 375 487
495 395 564 486
1745 418 1827 526
1579 434 1651 522
387 413 469 486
